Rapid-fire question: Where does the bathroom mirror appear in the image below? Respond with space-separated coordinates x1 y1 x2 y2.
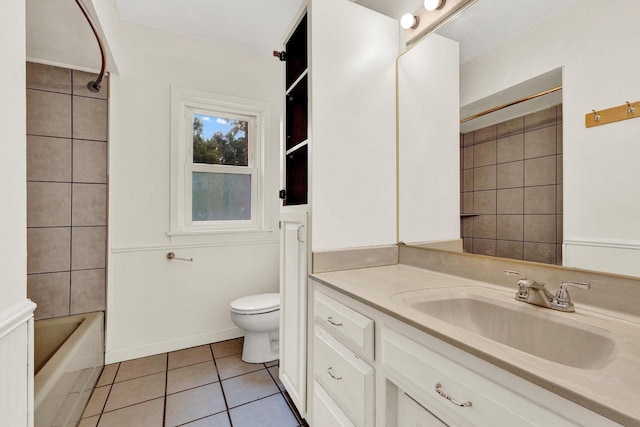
397 0 640 278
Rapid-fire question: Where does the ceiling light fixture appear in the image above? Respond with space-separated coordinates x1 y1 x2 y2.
400 13 420 30
424 0 446 11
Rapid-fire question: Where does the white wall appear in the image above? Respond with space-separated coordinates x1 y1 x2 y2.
107 22 282 362
0 1 36 425
398 34 460 244
310 0 398 251
460 0 640 276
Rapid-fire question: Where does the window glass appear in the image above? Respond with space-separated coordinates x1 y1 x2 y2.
192 172 251 221
193 113 248 166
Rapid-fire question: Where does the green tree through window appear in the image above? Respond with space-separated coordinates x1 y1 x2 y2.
193 116 248 166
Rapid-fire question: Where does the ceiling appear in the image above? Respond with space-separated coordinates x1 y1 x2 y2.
26 0 578 71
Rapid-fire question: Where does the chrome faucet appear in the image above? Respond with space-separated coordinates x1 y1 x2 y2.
504 270 590 312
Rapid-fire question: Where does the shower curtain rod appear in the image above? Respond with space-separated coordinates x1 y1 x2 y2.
460 86 563 124
75 0 106 93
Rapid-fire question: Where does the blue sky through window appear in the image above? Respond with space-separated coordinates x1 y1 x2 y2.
195 113 235 138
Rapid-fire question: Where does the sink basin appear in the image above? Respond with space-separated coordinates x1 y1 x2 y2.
391 288 617 369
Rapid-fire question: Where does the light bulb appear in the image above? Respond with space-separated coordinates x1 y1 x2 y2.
424 0 445 11
400 13 418 29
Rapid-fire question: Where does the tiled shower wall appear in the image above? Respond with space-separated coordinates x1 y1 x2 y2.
26 62 108 320
460 104 562 265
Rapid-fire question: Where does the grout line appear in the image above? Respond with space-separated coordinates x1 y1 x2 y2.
209 344 234 426
162 352 168 427
69 72 74 317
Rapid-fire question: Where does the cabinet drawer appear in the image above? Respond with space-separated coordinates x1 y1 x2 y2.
381 326 577 427
314 328 374 427
314 290 374 359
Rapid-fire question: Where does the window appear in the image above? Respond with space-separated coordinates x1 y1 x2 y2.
170 87 268 235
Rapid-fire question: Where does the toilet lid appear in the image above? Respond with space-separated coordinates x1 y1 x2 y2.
230 293 280 314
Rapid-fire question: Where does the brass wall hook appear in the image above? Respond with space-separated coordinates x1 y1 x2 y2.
626 101 635 115
592 109 601 122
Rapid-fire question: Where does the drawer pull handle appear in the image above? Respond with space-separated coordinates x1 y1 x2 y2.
327 367 342 380
326 316 343 327
435 383 472 407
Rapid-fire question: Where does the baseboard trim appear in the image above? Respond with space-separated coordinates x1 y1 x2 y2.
0 299 37 341
105 327 244 364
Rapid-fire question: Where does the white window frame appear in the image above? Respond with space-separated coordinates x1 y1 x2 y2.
170 86 268 236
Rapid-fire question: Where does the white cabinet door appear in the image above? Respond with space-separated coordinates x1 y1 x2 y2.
279 209 308 416
398 33 461 243
397 392 448 427
313 381 356 427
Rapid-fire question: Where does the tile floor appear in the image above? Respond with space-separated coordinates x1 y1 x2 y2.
78 338 307 427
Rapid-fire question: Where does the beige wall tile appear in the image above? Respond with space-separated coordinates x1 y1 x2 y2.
463 132 474 147
27 227 71 273
497 133 524 163
524 126 556 159
73 97 108 141
27 272 70 319
524 242 556 264
557 215 564 244
556 154 563 184
497 116 524 138
463 146 474 169
27 182 71 227
71 227 106 270
496 240 524 260
524 185 556 214
497 215 523 241
496 161 523 189
462 168 474 192
473 238 496 256
73 71 108 99
524 106 557 131
70 269 106 314
556 104 563 124
462 192 474 213
557 244 563 265
473 190 496 214
27 89 72 138
524 215 556 243
524 155 556 186
27 136 72 182
473 125 496 144
461 217 474 237
72 184 107 226
557 123 563 153
557 184 563 214
474 215 496 239
473 140 496 167
26 63 71 94
473 165 496 190
73 140 107 183
463 237 473 253
497 188 524 214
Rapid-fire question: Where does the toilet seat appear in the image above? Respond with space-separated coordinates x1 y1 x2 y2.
230 293 280 315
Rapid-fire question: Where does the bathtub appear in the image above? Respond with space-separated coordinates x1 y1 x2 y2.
34 312 104 427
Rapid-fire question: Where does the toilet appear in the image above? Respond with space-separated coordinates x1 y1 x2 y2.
229 293 280 363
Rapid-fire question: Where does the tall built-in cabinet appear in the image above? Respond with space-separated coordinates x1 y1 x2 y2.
278 0 399 420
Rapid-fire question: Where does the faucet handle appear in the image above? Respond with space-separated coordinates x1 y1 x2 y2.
504 269 526 279
553 281 591 311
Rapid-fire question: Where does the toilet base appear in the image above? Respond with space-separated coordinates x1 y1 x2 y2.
242 329 279 363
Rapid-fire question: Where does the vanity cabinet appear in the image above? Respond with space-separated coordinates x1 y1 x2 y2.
312 290 374 427
309 280 621 427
